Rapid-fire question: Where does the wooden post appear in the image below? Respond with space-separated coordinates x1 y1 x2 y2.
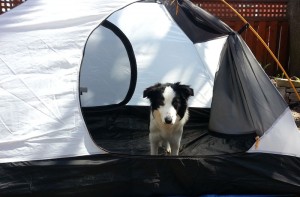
288 0 300 77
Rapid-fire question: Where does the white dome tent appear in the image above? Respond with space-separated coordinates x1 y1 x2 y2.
0 0 299 195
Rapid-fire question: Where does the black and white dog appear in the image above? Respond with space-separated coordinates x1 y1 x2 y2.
143 82 194 155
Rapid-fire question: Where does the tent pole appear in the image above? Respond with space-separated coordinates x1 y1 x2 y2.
220 0 300 102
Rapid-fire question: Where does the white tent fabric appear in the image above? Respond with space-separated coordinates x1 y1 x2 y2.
109 3 227 107
0 0 141 163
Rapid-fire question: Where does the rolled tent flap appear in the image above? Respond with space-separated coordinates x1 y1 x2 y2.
164 0 233 43
209 34 287 136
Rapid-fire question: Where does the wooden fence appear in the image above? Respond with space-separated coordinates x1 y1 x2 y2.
0 0 289 76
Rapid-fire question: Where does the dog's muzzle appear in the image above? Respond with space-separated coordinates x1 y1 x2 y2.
164 116 173 124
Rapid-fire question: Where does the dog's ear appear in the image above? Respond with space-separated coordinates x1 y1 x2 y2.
143 83 162 99
174 82 194 99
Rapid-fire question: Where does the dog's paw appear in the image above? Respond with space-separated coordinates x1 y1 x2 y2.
166 145 171 155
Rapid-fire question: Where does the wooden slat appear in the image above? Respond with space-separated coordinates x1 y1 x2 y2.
277 21 289 74
255 21 267 70
265 21 279 75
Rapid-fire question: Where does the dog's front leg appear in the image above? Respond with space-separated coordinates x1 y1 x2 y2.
170 141 180 156
170 131 182 156
149 133 159 155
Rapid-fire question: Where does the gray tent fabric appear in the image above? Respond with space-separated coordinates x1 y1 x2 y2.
209 34 287 136
164 0 233 43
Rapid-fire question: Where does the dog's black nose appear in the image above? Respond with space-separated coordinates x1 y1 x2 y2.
164 116 172 124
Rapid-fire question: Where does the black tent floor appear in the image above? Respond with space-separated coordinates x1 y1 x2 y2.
92 125 256 156
83 106 256 156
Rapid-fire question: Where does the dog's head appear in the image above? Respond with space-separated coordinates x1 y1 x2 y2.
143 82 194 125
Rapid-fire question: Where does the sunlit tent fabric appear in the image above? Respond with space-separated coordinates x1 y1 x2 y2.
0 0 300 195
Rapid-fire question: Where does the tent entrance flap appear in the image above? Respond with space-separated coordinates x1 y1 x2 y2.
209 35 287 136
